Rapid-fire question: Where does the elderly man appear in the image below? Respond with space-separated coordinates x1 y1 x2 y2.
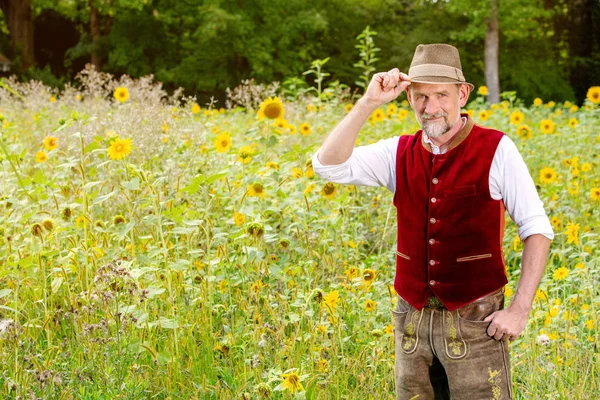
312 44 553 399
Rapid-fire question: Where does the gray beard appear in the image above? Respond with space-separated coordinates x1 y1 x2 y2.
421 113 461 138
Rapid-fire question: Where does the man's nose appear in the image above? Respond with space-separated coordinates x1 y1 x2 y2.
423 98 440 115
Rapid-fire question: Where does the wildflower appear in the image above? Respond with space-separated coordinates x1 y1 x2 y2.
35 151 48 163
478 86 488 96
107 137 132 160
316 359 329 373
299 123 312 136
160 122 169 133
565 222 579 245
547 101 556 108
291 167 303 179
191 103 201 114
504 286 514 297
306 104 317 112
321 183 336 199
539 167 557 184
237 145 254 164
246 222 264 238
281 371 304 393
387 103 398 116
113 215 126 225
540 119 555 134
581 162 591 172
570 104 579 112
535 289 548 302
568 117 578 128
113 87 129 103
365 299 377 312
49 96 56 103
552 266 569 281
214 132 232 153
567 181 579 195
31 223 43 237
322 290 340 312
533 98 543 106
362 268 376 285
62 207 72 221
516 125 532 140
512 235 521 251
288 124 297 135
465 109 475 118
510 111 525 125
590 188 600 201
550 216 561 229
586 320 595 330
536 334 551 346
42 219 55 232
344 266 358 279
233 211 246 226
248 183 266 199
266 161 279 170
273 117 287 130
371 108 385 123
385 325 393 335
279 238 290 248
344 103 353 113
587 86 600 104
257 97 284 120
478 110 489 121
397 109 409 120
43 136 58 151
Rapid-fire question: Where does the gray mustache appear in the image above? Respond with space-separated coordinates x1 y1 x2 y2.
422 112 448 120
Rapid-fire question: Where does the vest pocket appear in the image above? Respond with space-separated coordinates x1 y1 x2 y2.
396 251 411 260
456 253 492 262
443 185 477 198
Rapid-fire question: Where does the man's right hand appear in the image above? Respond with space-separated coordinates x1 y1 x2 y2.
363 68 412 108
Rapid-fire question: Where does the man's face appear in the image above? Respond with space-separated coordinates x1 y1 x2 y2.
407 83 469 138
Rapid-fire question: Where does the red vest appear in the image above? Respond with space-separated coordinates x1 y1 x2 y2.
393 121 507 311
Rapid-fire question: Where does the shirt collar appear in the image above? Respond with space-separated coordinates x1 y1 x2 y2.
421 114 474 154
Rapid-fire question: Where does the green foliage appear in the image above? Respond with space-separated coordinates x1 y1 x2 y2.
302 58 330 102
353 26 380 92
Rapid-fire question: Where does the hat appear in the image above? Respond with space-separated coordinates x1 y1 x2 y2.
408 44 474 91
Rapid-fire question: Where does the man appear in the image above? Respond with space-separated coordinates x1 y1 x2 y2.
312 44 553 399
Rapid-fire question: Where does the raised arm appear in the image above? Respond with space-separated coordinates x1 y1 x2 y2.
317 68 411 166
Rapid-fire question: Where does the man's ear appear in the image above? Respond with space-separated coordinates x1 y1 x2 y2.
458 84 470 107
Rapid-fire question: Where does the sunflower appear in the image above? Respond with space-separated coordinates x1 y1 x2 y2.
257 97 284 120
43 136 58 151
533 98 543 106
344 103 354 113
31 223 43 237
35 151 48 163
248 182 266 199
303 183 316 195
322 290 340 311
191 103 201 114
552 266 569 281
265 161 279 170
273 117 288 130
539 167 557 184
516 125 532 140
477 86 488 96
42 219 55 232
362 268 376 284
214 132 232 153
387 103 398 116
321 182 336 199
282 371 304 393
540 119 555 134
587 86 600 104
478 110 489 121
371 108 385 123
113 215 126 225
113 87 129 103
590 188 600 201
570 105 579 113
581 163 591 172
567 181 579 196
306 104 317 112
565 222 579 245
364 299 377 312
299 123 312 136
107 137 132 160
568 117 579 128
233 211 246 226
288 124 297 135
291 167 303 178
397 109 409 120
246 222 264 238
237 145 254 164
510 111 525 125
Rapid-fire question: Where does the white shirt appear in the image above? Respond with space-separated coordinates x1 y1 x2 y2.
312 130 554 241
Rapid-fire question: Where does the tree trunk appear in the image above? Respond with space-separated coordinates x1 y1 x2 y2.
90 0 102 70
0 0 35 68
484 0 500 104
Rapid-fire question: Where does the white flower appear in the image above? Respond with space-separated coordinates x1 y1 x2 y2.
536 334 550 346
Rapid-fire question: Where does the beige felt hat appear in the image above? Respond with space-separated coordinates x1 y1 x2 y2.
408 44 474 91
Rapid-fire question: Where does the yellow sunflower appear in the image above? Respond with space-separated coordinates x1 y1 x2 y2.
587 86 600 104
552 266 569 281
344 103 354 113
387 103 398 116
590 188 600 201
35 151 48 163
516 125 532 140
306 104 317 112
364 299 377 312
248 182 266 199
540 119 555 134
237 145 254 164
43 136 58 151
191 103 201 114
533 98 543 106
510 111 525 125
477 86 488 96
291 167 303 178
233 211 246 226
214 132 232 153
299 123 312 136
371 108 385 123
568 117 578 128
107 137 132 160
397 109 409 120
321 182 336 199
113 87 129 103
257 97 284 120
478 110 489 121
539 167 557 184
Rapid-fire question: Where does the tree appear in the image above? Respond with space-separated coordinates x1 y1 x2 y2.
0 0 35 68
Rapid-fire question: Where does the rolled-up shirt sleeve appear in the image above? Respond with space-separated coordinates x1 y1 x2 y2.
312 136 399 193
491 136 554 241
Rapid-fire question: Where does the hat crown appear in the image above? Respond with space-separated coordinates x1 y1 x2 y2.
410 44 463 70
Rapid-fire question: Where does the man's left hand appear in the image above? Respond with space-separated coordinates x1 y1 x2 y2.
483 306 529 341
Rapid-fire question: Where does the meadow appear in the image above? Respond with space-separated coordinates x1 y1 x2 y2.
0 66 599 399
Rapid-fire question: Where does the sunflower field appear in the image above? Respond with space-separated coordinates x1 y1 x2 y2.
0 66 599 399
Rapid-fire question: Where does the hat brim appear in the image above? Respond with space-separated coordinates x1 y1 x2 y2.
409 76 474 91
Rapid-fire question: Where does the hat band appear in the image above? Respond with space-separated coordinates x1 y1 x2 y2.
408 64 465 82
